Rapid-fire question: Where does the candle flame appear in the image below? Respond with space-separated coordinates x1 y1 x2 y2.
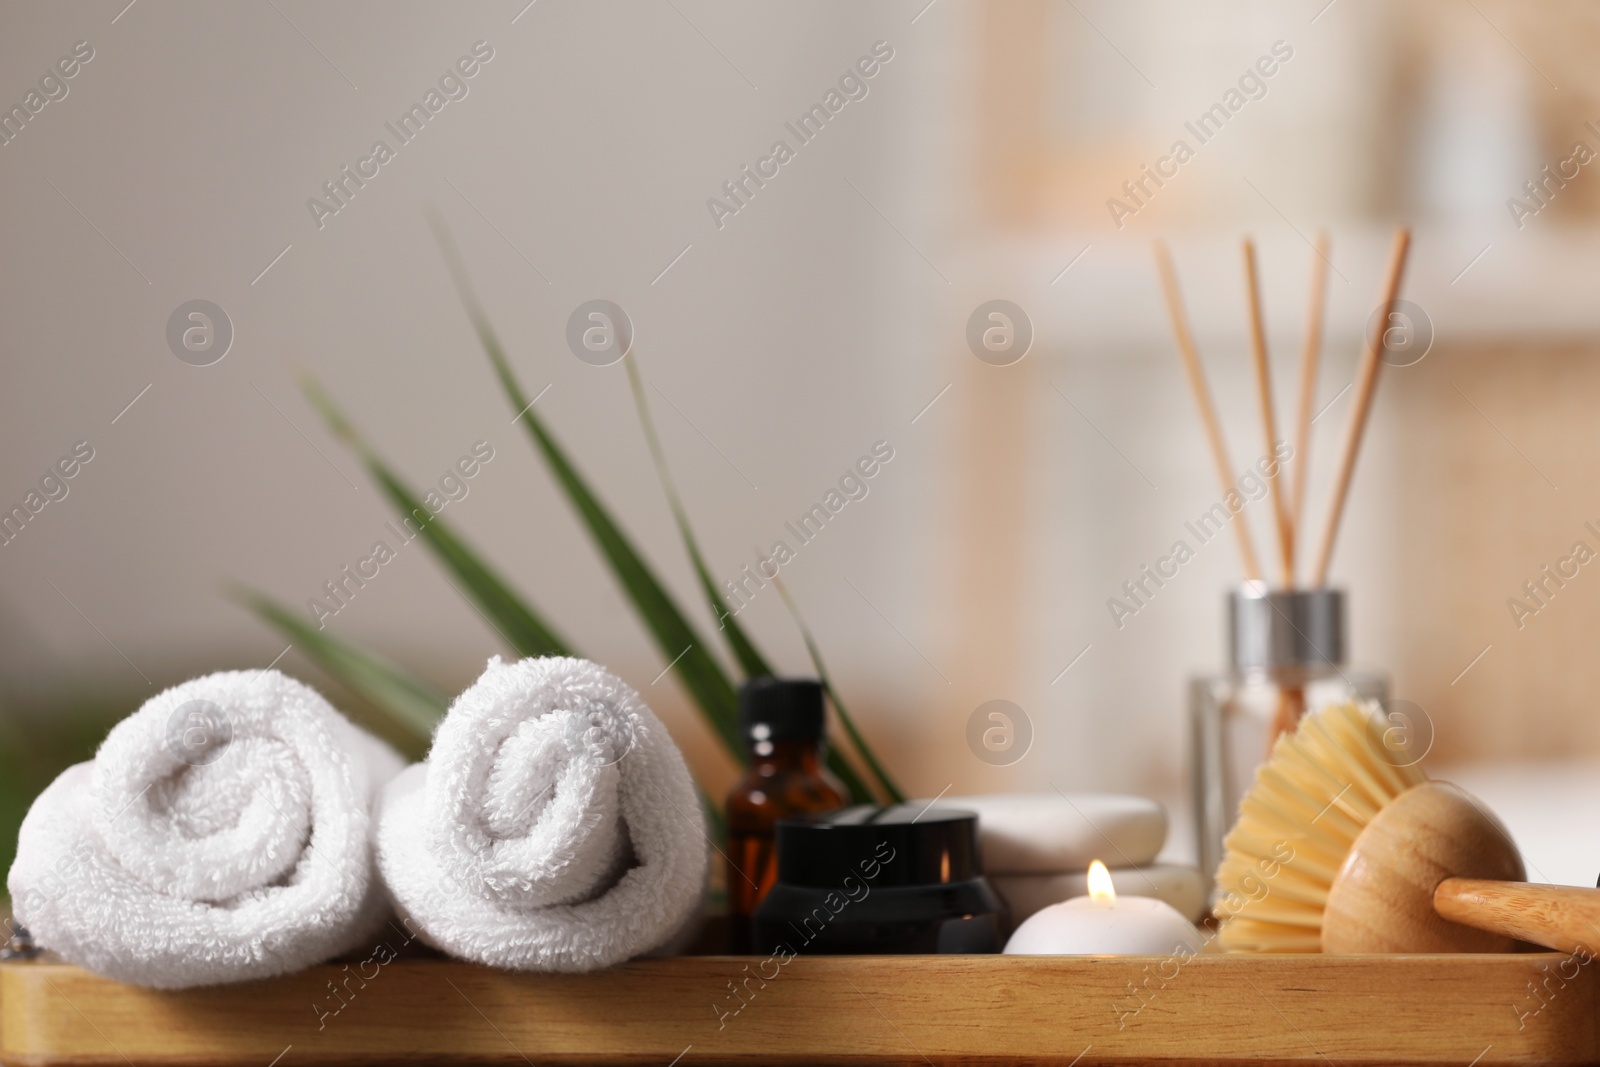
1087 860 1116 903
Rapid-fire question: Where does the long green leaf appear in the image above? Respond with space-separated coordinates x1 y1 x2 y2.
621 354 882 804
700 785 725 847
229 585 447 744
774 577 906 804
432 224 743 763
823 717 877 804
621 353 772 680
300 376 572 660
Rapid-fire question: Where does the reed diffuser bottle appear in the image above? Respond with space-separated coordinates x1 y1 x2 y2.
1156 229 1412 899
1190 584 1386 888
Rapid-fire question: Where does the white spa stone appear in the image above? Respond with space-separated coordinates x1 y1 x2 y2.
992 863 1207 924
928 793 1167 874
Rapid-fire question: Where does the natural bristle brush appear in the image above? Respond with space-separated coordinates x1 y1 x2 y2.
1216 700 1600 954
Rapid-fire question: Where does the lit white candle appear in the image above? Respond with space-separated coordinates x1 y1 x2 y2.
1004 860 1207 955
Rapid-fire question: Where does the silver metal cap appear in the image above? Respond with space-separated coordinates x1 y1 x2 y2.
1228 584 1345 672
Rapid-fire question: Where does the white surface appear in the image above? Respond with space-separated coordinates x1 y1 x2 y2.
1440 761 1600 890
993 863 1206 924
932 793 1167 874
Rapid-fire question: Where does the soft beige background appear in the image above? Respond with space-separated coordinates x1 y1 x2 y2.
3 0 1599 827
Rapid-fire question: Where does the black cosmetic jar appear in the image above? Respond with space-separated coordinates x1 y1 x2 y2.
751 804 1004 954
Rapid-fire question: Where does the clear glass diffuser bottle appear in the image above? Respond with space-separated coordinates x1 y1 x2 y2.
1190 585 1386 899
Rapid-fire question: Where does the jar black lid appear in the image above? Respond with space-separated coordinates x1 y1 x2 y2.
774 804 981 889
738 677 825 743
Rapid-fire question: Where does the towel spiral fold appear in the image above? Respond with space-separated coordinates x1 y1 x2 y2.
7 670 403 989
376 656 707 972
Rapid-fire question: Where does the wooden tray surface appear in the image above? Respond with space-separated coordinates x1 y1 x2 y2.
2 953 1594 1066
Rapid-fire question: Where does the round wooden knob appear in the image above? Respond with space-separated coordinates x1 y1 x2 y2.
1322 781 1524 953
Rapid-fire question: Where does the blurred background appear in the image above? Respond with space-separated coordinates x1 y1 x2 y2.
5 0 1600 886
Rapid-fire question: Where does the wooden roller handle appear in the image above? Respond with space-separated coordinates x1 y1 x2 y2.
1435 878 1600 955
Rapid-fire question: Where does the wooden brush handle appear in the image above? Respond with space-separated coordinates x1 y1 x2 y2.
1435 878 1600 955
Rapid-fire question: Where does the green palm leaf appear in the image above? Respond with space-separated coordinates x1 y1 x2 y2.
300 375 572 661
229 585 447 743
433 225 742 762
621 354 887 804
774 577 905 803
621 353 771 679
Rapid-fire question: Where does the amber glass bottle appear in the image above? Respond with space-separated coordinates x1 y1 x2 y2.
725 678 845 951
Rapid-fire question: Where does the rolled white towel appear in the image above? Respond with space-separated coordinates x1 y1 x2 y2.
376 656 708 972
6 670 405 989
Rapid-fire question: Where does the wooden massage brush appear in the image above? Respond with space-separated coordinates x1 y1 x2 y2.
1216 700 1600 954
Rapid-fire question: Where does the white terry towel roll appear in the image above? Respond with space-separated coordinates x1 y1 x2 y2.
376 656 708 972
7 670 404 989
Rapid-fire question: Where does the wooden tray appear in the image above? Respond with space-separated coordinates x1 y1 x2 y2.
2 953 1593 1066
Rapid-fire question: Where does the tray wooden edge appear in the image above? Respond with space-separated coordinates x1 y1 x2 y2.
3 953 1596 1066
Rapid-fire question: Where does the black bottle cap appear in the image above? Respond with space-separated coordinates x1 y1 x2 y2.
738 677 825 744
774 804 982 889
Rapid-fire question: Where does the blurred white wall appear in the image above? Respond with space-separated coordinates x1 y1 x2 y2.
0 0 960 794
3 0 1599 816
